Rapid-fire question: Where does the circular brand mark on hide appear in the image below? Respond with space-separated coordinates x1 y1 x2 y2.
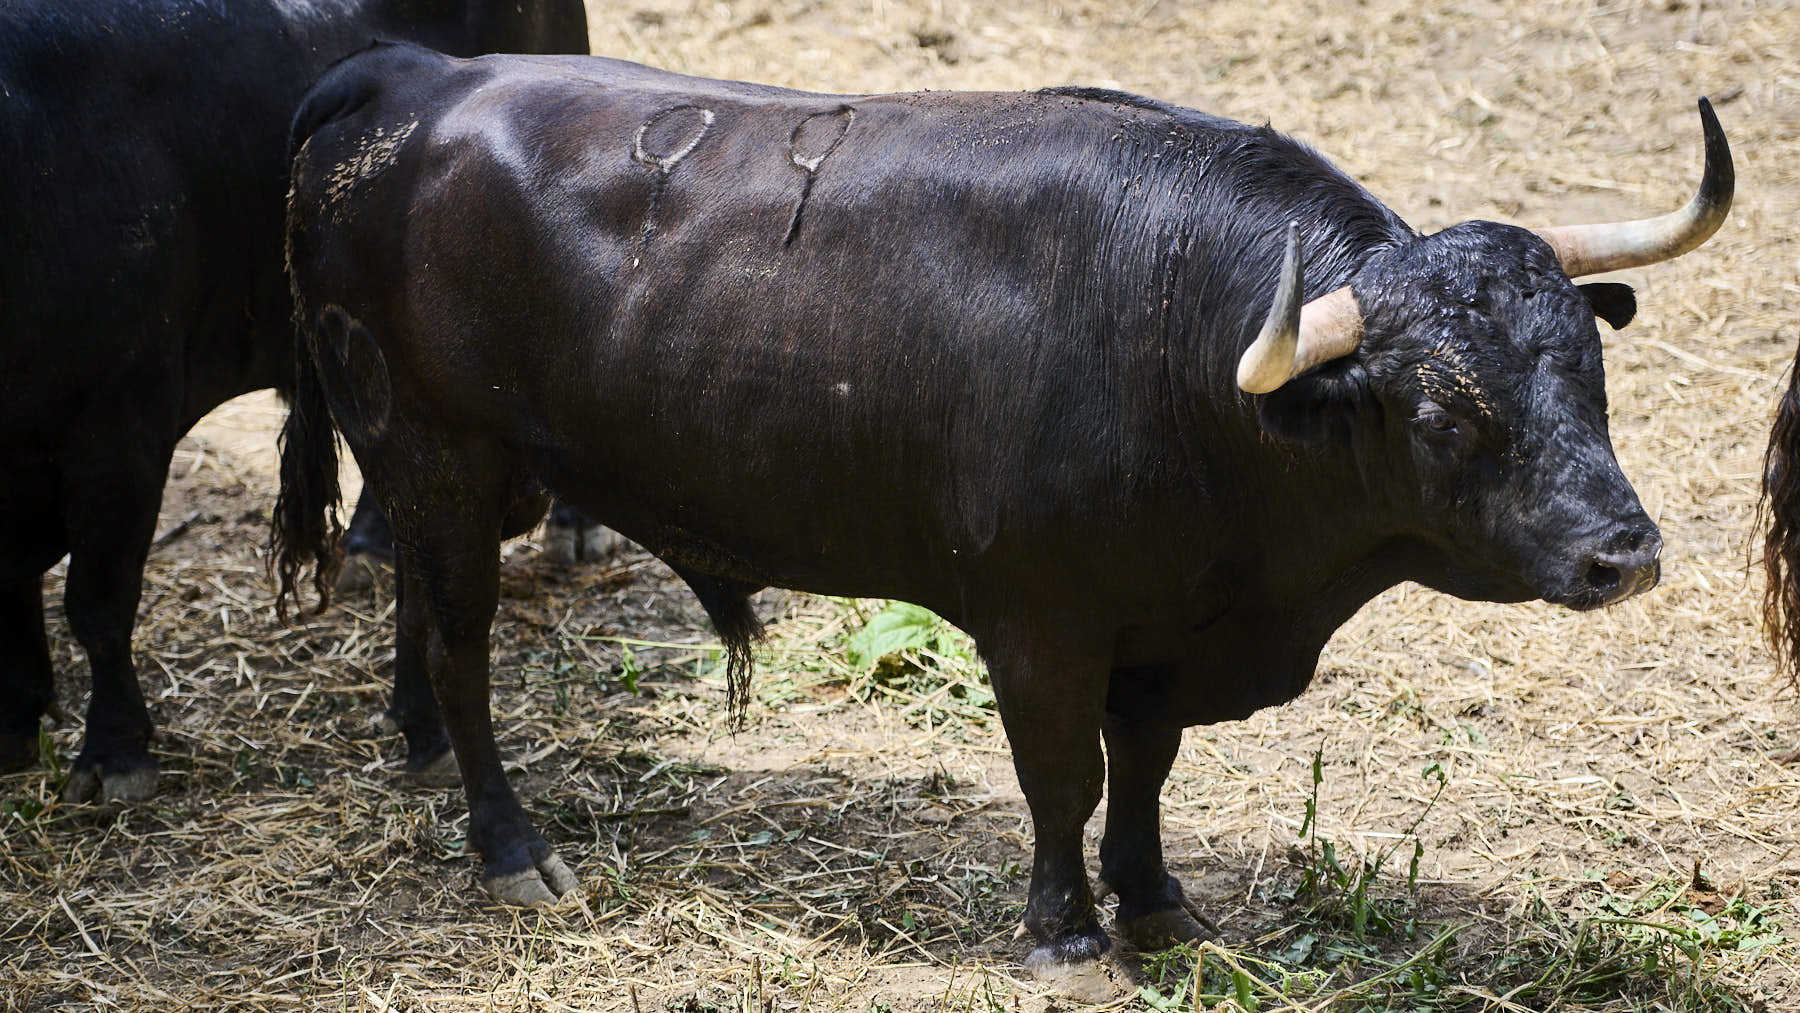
633 105 714 172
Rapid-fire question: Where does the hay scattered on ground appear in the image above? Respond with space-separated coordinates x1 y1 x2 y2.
5 0 1800 1009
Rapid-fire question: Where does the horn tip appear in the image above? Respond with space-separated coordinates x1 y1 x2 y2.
1695 94 1734 208
1697 95 1723 142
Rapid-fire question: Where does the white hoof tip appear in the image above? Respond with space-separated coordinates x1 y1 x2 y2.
483 854 579 907
369 712 401 738
1023 950 1118 1003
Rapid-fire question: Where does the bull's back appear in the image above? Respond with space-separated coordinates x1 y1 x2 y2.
293 51 1207 602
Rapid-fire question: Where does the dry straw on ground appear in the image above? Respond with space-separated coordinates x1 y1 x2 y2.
5 0 1800 1010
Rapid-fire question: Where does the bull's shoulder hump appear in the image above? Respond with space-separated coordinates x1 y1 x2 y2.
1037 85 1246 132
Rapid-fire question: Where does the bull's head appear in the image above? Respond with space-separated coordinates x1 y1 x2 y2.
1240 99 1731 610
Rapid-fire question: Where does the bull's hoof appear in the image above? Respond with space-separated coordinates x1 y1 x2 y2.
0 731 39 772
542 523 624 565
401 747 460 788
482 851 580 906
1117 906 1213 950
334 552 392 593
1023 947 1119 1003
369 710 401 738
62 758 160 803
1104 873 1221 950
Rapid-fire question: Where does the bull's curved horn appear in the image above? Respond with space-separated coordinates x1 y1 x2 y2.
1236 223 1366 394
1534 97 1734 278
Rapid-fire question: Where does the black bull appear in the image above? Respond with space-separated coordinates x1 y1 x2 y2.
275 43 1731 990
0 0 587 801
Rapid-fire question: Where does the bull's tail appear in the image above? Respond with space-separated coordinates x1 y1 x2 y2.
270 60 367 620
670 566 765 729
1761 339 1800 686
270 303 343 622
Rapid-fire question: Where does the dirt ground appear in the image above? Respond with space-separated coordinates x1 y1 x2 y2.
5 0 1800 1010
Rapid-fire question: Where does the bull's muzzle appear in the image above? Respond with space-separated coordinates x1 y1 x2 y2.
1572 525 1663 608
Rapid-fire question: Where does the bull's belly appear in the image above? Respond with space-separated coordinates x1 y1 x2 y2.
524 447 964 606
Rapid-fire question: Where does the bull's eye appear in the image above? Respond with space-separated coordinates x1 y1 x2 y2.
1414 404 1466 445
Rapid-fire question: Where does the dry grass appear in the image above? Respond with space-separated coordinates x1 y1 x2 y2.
5 0 1800 1009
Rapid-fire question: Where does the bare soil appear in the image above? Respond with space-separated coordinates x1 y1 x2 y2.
4 0 1800 1010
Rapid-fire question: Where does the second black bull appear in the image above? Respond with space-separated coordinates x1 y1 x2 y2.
274 44 1731 990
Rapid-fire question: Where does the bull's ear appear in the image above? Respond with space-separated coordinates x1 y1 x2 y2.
1255 365 1368 445
1579 282 1637 330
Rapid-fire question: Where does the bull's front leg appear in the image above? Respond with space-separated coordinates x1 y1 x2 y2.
1099 711 1215 948
59 433 170 803
0 574 56 771
983 620 1115 1001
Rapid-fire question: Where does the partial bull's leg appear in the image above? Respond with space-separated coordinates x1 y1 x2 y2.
1099 710 1212 949
541 500 623 565
386 554 454 782
0 574 56 771
983 620 1114 1000
59 449 167 803
393 478 575 905
375 477 545 782
336 492 396 593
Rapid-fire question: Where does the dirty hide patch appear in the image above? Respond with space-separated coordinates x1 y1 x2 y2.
320 120 419 222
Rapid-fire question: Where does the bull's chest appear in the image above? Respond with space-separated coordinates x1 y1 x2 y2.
1106 589 1354 727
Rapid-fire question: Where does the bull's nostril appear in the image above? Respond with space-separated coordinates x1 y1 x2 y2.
1585 561 1621 591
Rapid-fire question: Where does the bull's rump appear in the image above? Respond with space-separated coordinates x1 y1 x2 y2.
291 48 1200 605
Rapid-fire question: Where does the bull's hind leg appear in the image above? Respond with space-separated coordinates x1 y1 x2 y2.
335 493 397 593
378 478 547 783
982 618 1117 1001
386 465 574 905
58 441 169 803
1099 710 1214 949
384 554 455 783
0 575 56 770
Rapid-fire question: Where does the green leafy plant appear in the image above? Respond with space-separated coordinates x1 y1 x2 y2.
844 601 965 673
839 601 991 727
1293 750 1446 940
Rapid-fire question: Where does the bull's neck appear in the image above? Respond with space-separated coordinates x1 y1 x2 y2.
1151 190 1415 609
